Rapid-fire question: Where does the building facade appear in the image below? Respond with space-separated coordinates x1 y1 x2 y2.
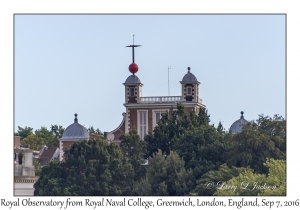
104 43 205 143
59 113 90 161
14 147 39 196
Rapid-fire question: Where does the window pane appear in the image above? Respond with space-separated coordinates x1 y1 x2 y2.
143 112 146 125
130 88 134 96
156 112 160 124
144 126 146 137
140 126 143 139
140 112 142 125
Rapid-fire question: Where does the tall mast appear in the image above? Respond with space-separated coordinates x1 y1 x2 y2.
168 66 171 96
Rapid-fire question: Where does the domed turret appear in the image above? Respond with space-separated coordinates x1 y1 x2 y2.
229 111 248 134
181 67 198 84
124 74 141 84
60 113 90 140
180 67 201 102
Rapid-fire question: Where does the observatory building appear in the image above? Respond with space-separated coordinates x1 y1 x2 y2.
104 41 205 143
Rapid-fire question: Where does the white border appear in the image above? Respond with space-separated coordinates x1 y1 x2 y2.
1 0 298 208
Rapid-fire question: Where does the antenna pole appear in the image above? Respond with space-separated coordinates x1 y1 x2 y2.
132 34 135 63
168 66 171 96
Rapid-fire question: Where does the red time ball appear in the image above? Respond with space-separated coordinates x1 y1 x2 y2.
129 63 138 74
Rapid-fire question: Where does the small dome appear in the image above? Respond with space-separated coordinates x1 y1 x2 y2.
60 114 90 140
229 111 248 134
124 74 141 84
181 67 198 83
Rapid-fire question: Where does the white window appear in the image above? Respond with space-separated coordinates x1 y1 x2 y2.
152 110 168 129
138 110 148 139
130 87 135 97
187 87 192 95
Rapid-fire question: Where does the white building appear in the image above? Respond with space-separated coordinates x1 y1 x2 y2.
14 147 39 196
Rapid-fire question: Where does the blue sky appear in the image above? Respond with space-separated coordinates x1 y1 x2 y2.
14 14 285 133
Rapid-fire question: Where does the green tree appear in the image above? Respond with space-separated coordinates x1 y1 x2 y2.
35 126 59 147
144 103 192 157
120 130 147 181
140 149 195 196
33 159 42 176
64 139 134 196
174 124 225 180
34 161 70 196
88 126 103 136
132 177 152 196
145 103 226 181
14 126 33 140
259 159 286 196
225 115 285 174
21 134 44 150
35 138 134 196
256 114 286 153
214 159 286 196
50 125 65 139
194 164 245 196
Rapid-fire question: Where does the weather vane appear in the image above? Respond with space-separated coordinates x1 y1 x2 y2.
126 34 141 64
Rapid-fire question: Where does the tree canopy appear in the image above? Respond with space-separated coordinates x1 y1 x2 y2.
133 150 195 196
29 103 286 196
35 138 134 196
214 159 286 196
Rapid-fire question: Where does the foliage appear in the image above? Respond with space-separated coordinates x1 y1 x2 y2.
50 125 65 139
16 125 64 149
225 115 286 174
21 134 44 150
34 161 70 196
194 164 245 196
145 103 226 180
214 159 286 196
14 126 33 140
259 159 286 196
35 126 59 147
144 103 194 157
88 126 103 136
35 138 134 196
134 149 195 196
256 114 286 153
33 159 42 176
120 130 147 181
174 124 225 180
31 104 286 196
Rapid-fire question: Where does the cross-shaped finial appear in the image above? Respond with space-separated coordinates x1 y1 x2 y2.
126 34 141 64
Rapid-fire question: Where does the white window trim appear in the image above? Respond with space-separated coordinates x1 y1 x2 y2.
152 109 168 129
137 110 148 139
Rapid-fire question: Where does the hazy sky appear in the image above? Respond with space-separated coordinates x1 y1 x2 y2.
15 14 285 133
